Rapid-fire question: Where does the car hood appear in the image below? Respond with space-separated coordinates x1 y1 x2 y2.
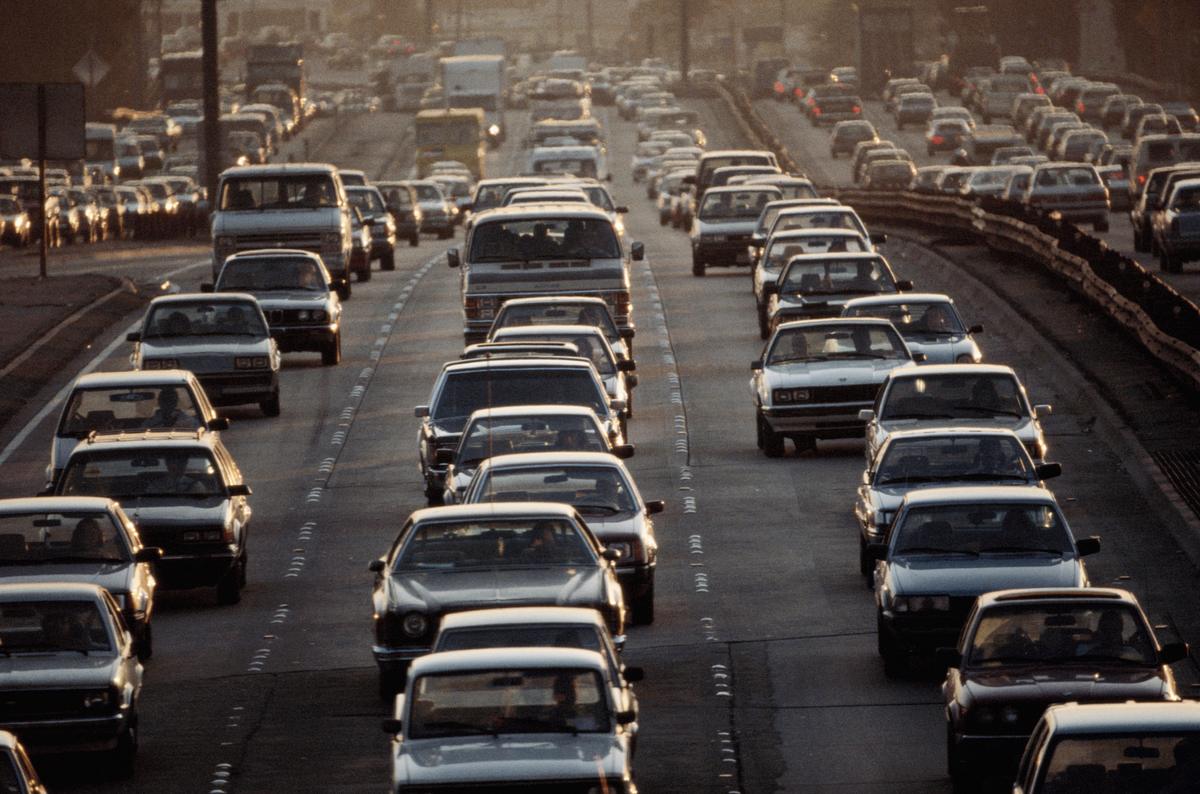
764 358 908 387
961 667 1169 705
396 734 626 785
0 653 122 687
879 416 1037 440
890 555 1082 596
572 512 640 542
140 337 271 358
246 291 331 308
214 209 342 233
387 566 609 612
695 218 757 233
0 562 133 593
119 497 230 526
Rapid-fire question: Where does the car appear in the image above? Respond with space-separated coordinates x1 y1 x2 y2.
1011 93 1052 130
763 251 911 331
863 160 917 190
489 325 636 415
990 145 1036 165
382 648 637 791
1074 82 1121 123
52 430 252 605
854 148 913 184
1151 176 1200 273
953 126 1026 166
438 405 632 504
849 139 897 175
895 93 937 129
961 166 1029 198
841 293 983 364
489 295 634 361
208 249 343 365
943 588 1187 789
931 106 976 129
751 318 918 457
0 729 44 793
415 357 625 503
655 168 694 226
376 181 422 246
761 205 876 248
871 486 1101 676
811 93 863 127
345 185 398 272
1122 102 1164 139
1012 701 1200 793
0 195 32 247
0 497 161 659
799 83 855 119
1162 101 1200 132
1096 163 1131 211
861 363 1052 463
911 165 951 193
462 451 663 623
854 428 1061 575
1134 113 1184 142
748 198 843 256
127 293 282 416
0 582 142 776
927 119 972 155
368 503 627 697
1099 93 1141 130
46 369 227 488
689 185 783 276
407 179 456 238
830 120 878 158
1021 163 1110 231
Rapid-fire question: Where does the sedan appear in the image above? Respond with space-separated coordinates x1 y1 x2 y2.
763 252 912 330
841 293 983 364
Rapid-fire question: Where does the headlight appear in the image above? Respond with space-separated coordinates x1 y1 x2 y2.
488 124 501 136
321 232 341 252
311 309 327 322
955 353 978 363
83 690 111 709
234 356 269 369
143 358 179 370
893 595 950 613
772 388 811 404
215 235 235 248
296 310 311 321
401 611 428 638
606 540 638 563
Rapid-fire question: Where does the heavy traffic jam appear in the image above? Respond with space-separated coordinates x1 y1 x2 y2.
2 7 1200 793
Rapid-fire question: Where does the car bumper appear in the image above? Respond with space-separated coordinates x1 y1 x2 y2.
156 549 239 588
1029 201 1108 221
878 610 962 652
693 239 753 265
617 563 654 598
2 711 130 753
373 643 431 670
762 404 871 437
197 371 278 406
369 236 395 256
270 324 338 352
394 220 420 236
422 217 453 232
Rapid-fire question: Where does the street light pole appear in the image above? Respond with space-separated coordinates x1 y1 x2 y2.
201 0 220 210
680 0 690 85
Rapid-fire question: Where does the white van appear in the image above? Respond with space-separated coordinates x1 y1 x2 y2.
525 145 609 181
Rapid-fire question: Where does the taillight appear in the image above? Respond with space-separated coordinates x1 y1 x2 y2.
1077 101 1085 113
794 87 803 96
464 297 481 318
1035 86 1045 95
813 107 822 116
774 81 784 94
931 135 944 145
1137 174 1147 185
852 106 861 113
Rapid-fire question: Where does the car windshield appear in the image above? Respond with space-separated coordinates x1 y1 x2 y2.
881 373 1028 420
469 218 620 261
59 450 224 499
474 465 638 516
773 210 865 235
1035 167 1100 188
875 435 1032 485
779 257 896 296
844 300 966 336
60 385 203 437
765 236 869 270
433 370 607 424
0 511 129 564
493 302 620 344
219 174 338 210
0 599 112 654
892 502 1073 557
968 604 1156 667
408 668 610 738
1039 733 1200 791
414 184 444 202
457 415 606 465
346 189 385 213
218 256 325 292
394 518 593 570
380 186 413 208
699 190 776 220
493 331 615 375
143 301 267 338
767 324 908 364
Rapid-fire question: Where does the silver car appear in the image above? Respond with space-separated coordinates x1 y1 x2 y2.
127 293 282 416
0 730 44 793
0 582 143 777
383 648 637 792
841 293 983 364
763 252 913 331
690 185 782 276
488 295 634 364
462 452 663 624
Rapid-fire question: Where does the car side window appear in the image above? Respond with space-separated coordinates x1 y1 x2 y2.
103 592 128 643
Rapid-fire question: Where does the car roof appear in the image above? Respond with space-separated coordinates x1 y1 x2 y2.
72 369 197 388
777 317 898 332
499 295 609 308
768 227 864 240
464 404 600 421
701 149 776 158
978 587 1135 610
702 185 783 195
219 163 338 177
776 205 859 216
0 496 117 515
882 427 1025 444
0 581 109 601
889 363 1015 378
441 356 595 374
68 428 218 454
410 646 607 676
408 501 580 525
901 485 1056 507
148 291 259 307
844 292 953 307
439 606 605 632
470 204 612 222
782 251 881 265
226 248 323 261
477 450 625 469
492 324 606 338
1044 702 1200 735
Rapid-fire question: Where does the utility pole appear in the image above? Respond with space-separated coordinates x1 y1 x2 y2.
680 0 690 85
585 0 594 55
557 0 564 49
424 0 434 45
201 0 220 208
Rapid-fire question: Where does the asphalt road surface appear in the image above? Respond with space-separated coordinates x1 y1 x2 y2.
1 99 1199 793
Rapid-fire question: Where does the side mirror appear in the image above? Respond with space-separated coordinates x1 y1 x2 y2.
867 543 888 561
228 483 252 497
446 248 461 268
615 709 637 725
134 547 164 563
858 408 876 422
1034 461 1063 480
645 499 665 515
617 359 636 372
368 558 386 573
200 282 214 293
935 646 961 668
896 279 914 292
620 328 636 341
1158 641 1189 665
1033 403 1053 417
208 417 230 431
750 357 763 370
612 443 635 459
911 352 927 363
126 331 141 343
968 324 984 334
763 281 779 296
630 241 645 261
609 399 626 414
381 718 402 734
1075 536 1101 557
870 232 888 245
414 405 430 418
615 206 629 214
601 547 622 562
622 665 645 683
434 448 454 465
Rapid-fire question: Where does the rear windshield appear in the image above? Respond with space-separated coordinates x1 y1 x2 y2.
882 372 1028 420
433 370 606 422
469 217 619 261
220 174 338 210
699 190 777 220
60 385 203 437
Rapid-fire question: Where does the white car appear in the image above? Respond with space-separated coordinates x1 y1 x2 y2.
753 229 873 339
841 293 983 364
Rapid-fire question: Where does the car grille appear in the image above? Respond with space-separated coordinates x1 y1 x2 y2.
198 372 273 390
137 523 227 555
232 233 323 251
264 309 324 325
0 689 91 721
808 383 881 403
410 783 616 792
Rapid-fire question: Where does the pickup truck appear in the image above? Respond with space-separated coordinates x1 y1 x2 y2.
447 205 641 343
1152 176 1200 273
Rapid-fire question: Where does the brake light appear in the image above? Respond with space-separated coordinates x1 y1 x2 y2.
852 106 861 113
774 81 784 94
931 135 944 145
1035 86 1045 95
1076 101 1085 113
794 87 804 96
812 107 822 116
464 297 481 319
1137 174 1147 185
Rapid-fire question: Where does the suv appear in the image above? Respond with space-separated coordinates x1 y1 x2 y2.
210 164 354 299
52 430 252 605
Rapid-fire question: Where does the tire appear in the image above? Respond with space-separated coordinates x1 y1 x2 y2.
1094 219 1109 233
793 434 816 455
659 213 668 226
632 579 655 625
757 304 769 339
260 389 281 417
136 623 153 661
109 715 138 779
1161 251 1174 272
947 724 970 793
381 250 396 271
759 413 784 458
408 232 419 247
321 333 341 366
425 481 444 505
357 263 372 282
337 280 351 300
859 538 872 577
378 667 406 701
877 613 904 677
216 556 244 605
692 258 706 277
1134 227 1148 253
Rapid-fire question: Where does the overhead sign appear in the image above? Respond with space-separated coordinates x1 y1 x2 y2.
73 50 110 88
0 83 86 161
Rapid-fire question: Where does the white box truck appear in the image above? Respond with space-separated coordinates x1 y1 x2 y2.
440 55 506 146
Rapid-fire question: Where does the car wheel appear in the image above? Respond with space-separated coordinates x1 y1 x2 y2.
381 249 396 271
322 333 341 366
260 389 281 417
947 724 970 793
859 538 874 578
379 667 406 701
409 232 420 247
792 434 816 455
1161 251 1174 272
1094 218 1109 233
632 578 655 625
425 481 445 506
109 714 138 779
877 613 904 677
137 623 153 661
357 263 372 282
692 258 706 277
757 302 769 340
337 280 351 300
759 413 784 458
659 213 668 226
216 556 244 605
1133 227 1147 252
